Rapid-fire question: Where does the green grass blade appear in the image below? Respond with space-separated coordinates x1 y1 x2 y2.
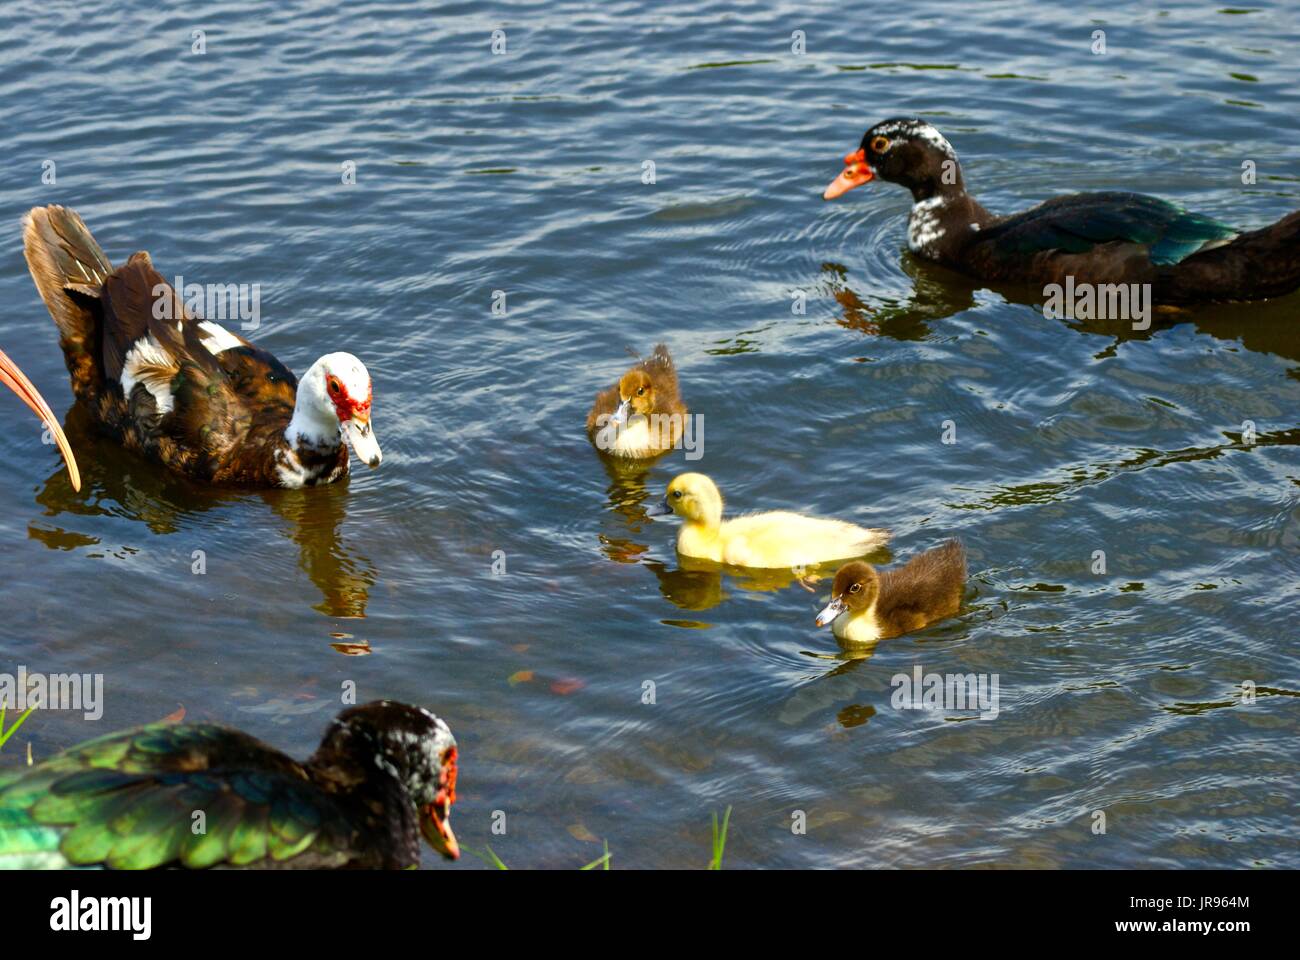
464 844 510 870
579 840 611 871
708 805 732 870
0 701 38 752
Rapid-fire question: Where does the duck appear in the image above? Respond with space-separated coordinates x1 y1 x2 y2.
1 347 80 490
646 472 890 568
822 118 1300 303
22 205 382 488
815 539 966 644
0 701 459 869
586 343 688 458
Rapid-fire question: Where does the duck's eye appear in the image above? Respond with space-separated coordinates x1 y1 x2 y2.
672 490 683 499
871 136 890 153
849 583 862 594
637 387 646 396
327 377 341 395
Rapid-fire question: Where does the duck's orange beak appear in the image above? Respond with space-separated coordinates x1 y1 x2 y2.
823 149 874 200
0 348 80 491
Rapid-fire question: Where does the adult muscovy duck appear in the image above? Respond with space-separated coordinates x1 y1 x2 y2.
0 347 80 489
0 701 459 869
23 205 382 487
823 118 1300 303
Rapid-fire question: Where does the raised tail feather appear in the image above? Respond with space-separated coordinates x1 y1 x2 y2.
23 205 114 402
1161 210 1300 302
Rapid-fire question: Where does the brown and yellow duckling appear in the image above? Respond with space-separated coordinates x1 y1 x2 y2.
586 344 687 458
815 539 966 644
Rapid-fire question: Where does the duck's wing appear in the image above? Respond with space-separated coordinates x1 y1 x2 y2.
100 257 297 464
0 723 357 870
979 192 1238 266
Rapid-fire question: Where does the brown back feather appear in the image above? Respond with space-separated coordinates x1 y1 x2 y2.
22 205 115 403
877 539 967 633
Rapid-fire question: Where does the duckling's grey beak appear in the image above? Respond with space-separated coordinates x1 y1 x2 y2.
645 498 672 517
611 398 632 427
815 596 847 627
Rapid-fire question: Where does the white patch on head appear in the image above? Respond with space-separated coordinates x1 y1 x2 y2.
875 119 957 159
285 352 372 449
907 195 948 257
373 752 400 781
197 320 244 355
119 334 177 415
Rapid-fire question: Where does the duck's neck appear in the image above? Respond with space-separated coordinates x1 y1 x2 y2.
279 399 347 486
306 744 419 868
834 602 882 644
286 396 341 451
905 177 994 262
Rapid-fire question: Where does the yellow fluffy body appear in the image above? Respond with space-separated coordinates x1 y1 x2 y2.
658 473 889 570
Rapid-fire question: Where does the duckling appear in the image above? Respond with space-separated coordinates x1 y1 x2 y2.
815 540 966 644
586 344 687 458
646 472 890 569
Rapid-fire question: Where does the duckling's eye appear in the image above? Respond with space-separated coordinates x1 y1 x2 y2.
849 583 862 594
637 387 646 396
871 136 890 153
672 490 683 499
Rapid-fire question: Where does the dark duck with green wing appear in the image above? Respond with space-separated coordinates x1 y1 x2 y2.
823 118 1300 303
23 205 384 488
0 702 459 869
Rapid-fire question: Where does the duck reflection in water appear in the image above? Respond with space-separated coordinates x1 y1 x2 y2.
29 405 375 618
822 256 1300 365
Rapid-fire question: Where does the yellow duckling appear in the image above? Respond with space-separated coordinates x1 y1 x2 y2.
646 473 890 569
815 540 966 644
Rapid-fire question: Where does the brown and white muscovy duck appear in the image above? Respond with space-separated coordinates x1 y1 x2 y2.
823 118 1300 303
0 701 459 869
22 205 382 487
1 347 80 489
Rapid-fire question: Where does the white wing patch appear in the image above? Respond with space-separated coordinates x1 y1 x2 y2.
119 335 177 415
198 320 244 355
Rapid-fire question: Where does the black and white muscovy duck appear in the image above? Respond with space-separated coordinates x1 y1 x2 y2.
1 347 80 489
0 701 459 869
23 205 382 487
823 118 1300 303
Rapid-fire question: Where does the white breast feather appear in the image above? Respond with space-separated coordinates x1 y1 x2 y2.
907 196 947 257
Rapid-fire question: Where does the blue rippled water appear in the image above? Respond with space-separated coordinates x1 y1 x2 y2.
0 0 1296 867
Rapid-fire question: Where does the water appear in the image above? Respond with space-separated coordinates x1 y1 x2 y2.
1 0 1297 868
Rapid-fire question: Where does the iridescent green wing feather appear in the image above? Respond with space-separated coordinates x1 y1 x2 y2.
986 192 1238 266
0 723 356 869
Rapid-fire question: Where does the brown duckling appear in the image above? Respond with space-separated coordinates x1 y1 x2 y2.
815 539 966 643
586 344 687 458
